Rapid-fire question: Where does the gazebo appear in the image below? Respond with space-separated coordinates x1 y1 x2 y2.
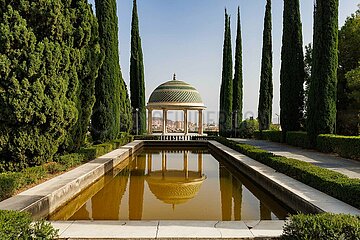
147 74 206 135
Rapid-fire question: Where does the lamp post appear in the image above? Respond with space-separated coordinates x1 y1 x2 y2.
135 108 139 135
275 113 280 125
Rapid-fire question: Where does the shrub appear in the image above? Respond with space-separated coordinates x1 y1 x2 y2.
286 131 313 149
21 166 47 185
44 162 65 174
55 153 85 168
238 119 259 138
0 173 20 201
0 210 58 239
216 137 360 208
317 134 360 160
281 213 360 240
261 130 282 142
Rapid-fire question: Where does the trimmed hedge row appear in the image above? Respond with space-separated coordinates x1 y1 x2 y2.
254 131 360 160
216 137 360 209
0 210 58 239
254 130 282 142
286 131 313 149
0 135 133 201
281 213 360 239
317 134 360 160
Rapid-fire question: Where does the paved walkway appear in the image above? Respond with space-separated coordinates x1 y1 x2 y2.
229 139 360 179
52 220 285 239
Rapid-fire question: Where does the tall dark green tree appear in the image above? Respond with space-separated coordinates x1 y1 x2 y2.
219 9 233 137
64 1 103 151
130 0 146 135
307 0 339 142
92 0 132 142
258 0 273 131
0 0 94 169
337 7 360 135
232 7 243 132
280 0 305 135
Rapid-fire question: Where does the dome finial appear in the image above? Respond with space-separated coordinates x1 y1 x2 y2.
173 73 176 81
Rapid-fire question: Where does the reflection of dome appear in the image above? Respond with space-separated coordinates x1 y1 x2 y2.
147 79 205 108
146 170 206 205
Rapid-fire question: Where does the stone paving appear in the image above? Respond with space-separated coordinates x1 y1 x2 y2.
51 220 285 239
230 138 360 179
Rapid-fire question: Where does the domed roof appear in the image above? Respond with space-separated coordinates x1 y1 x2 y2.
147 76 205 109
146 170 206 205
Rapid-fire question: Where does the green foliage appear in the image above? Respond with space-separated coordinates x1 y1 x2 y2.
0 1 85 168
307 0 339 142
0 135 132 201
55 153 85 169
238 119 259 138
232 7 243 130
337 7 360 135
219 9 233 137
317 134 360 160
303 43 313 123
286 131 313 149
282 213 360 240
280 0 305 133
263 130 282 142
258 0 273 131
0 210 58 239
0 172 20 201
92 0 132 142
217 137 360 209
254 130 282 142
64 2 103 152
130 0 146 135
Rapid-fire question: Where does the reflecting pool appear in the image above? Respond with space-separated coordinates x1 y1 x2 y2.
50 148 290 220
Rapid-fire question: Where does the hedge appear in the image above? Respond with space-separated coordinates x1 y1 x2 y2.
255 131 360 160
216 137 360 209
281 213 360 239
254 130 282 142
0 210 58 239
0 135 133 201
317 134 360 160
286 131 313 149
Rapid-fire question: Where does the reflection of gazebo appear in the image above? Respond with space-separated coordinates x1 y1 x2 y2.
147 74 206 135
146 151 206 207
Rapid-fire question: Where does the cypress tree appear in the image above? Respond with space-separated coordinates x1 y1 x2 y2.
64 1 103 151
130 0 146 135
92 0 132 142
219 9 233 137
307 0 339 143
233 7 243 132
280 0 305 135
0 0 86 169
258 0 273 131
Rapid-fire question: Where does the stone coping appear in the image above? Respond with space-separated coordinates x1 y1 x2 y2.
0 140 144 220
51 220 285 239
208 141 360 215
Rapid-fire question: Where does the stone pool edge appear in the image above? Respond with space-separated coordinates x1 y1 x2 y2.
51 220 285 239
208 140 360 216
1 139 358 239
0 140 144 219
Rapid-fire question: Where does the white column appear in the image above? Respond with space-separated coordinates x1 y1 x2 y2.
198 110 203 135
184 109 188 135
162 109 167 135
148 109 153 134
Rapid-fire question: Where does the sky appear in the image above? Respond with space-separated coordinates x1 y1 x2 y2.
88 0 359 124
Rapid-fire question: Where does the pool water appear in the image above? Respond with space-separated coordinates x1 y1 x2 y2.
50 148 290 221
